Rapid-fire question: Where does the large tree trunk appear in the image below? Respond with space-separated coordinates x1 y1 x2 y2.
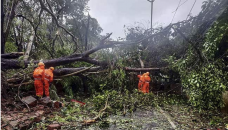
1 0 4 54
124 67 161 72
2 56 108 70
54 67 101 76
138 55 144 68
1 52 24 59
85 13 90 51
7 67 101 87
23 26 35 61
2 0 20 54
78 74 89 95
1 34 118 70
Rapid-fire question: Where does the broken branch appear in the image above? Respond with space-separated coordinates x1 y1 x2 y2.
17 75 31 112
55 65 94 78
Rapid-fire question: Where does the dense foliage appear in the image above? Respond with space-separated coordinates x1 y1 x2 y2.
166 2 228 110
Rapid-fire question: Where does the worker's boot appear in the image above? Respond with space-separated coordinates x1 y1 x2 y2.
40 96 51 103
44 96 51 102
46 96 50 100
35 95 42 100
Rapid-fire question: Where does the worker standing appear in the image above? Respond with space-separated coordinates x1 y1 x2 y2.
137 73 145 91
142 72 151 93
33 62 45 98
44 67 54 98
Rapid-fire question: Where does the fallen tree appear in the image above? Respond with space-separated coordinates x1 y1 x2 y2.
2 0 227 90
1 52 24 59
1 25 171 70
124 67 161 72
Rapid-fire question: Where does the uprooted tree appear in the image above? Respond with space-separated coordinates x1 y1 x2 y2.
1 0 228 110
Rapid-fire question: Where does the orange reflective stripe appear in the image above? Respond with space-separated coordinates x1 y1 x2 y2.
45 73 50 77
34 67 44 77
35 78 42 80
45 78 49 81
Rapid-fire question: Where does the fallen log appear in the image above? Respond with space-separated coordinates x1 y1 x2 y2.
55 65 94 78
1 26 173 70
7 66 101 87
54 67 101 76
124 67 161 72
1 33 115 70
1 57 107 70
7 66 162 85
7 67 101 84
1 52 24 59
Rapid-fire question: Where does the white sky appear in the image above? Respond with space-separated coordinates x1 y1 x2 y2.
88 0 205 39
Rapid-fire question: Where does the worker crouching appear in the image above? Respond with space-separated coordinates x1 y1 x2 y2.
44 67 54 98
33 62 45 98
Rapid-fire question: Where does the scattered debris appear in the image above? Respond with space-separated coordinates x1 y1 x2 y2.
40 97 52 106
37 105 44 110
9 120 18 128
71 99 85 106
1 95 62 130
158 106 177 129
53 101 63 109
21 96 37 107
47 124 61 130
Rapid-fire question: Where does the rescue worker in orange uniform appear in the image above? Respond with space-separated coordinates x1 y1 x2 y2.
44 67 54 98
137 73 145 91
142 72 151 93
33 62 45 98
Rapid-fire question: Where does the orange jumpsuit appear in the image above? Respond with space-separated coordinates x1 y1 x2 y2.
142 74 151 93
137 74 145 91
44 69 53 97
33 67 45 96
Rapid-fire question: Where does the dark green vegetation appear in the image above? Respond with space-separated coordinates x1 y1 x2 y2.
1 0 228 129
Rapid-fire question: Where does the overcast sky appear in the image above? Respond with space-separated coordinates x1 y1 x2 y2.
88 0 205 39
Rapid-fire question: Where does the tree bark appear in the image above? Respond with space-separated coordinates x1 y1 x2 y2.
23 23 35 61
2 0 20 54
7 67 101 86
1 52 24 59
78 74 89 94
138 55 144 68
1 0 4 54
124 67 161 72
1 33 115 70
1 56 107 70
54 67 100 76
18 18 24 52
85 13 90 51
